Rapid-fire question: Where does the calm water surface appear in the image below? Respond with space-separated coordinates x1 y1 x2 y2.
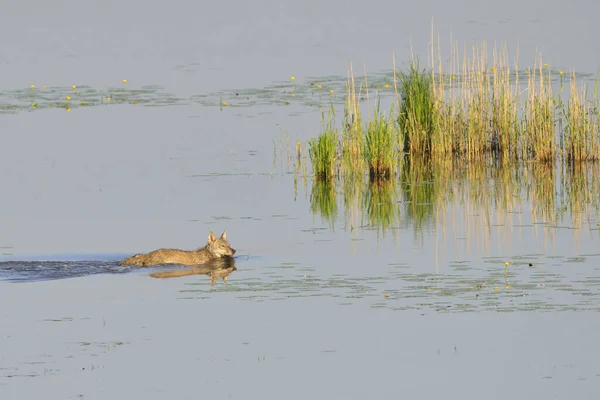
1 0 600 399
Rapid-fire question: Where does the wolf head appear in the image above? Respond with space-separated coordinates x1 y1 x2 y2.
205 230 236 258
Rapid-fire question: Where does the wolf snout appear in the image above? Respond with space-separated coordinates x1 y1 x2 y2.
231 248 236 255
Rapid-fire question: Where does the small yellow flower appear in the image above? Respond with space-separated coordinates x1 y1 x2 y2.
131 100 137 104
291 93 295 97
31 102 37 107
491 67 495 72
290 76 295 81
30 84 35 89
106 97 111 102
317 85 322 89
122 79 127 83
559 71 563 75
544 63 548 67
66 107 71 112
504 261 510 266
505 285 510 289
383 295 389 299
493 287 498 291
72 85 76 90
43 86 47 89
222 102 228 107
65 96 71 100
329 89 334 93
451 75 455 80
384 83 389 88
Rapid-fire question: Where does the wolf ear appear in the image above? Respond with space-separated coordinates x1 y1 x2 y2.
220 230 227 240
208 231 217 242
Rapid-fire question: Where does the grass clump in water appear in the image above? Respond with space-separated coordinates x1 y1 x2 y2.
308 111 338 180
365 102 398 180
397 62 435 155
562 72 600 162
522 58 556 162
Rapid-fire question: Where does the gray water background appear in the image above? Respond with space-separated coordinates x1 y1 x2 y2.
1 1 600 399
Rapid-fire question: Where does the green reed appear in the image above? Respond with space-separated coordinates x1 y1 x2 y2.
522 58 555 161
397 61 435 155
308 110 338 180
562 72 599 162
340 64 366 175
364 102 398 180
490 46 520 161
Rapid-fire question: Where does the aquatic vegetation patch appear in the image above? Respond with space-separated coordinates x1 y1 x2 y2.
305 36 600 182
0 82 181 114
308 110 338 180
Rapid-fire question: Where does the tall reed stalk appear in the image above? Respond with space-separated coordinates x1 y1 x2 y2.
341 64 366 175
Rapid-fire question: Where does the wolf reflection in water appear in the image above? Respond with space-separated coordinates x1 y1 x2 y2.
149 256 237 285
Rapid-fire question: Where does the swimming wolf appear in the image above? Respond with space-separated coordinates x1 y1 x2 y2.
120 231 236 267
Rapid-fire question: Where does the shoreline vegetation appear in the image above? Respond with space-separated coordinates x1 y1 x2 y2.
296 29 600 241
308 35 600 182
